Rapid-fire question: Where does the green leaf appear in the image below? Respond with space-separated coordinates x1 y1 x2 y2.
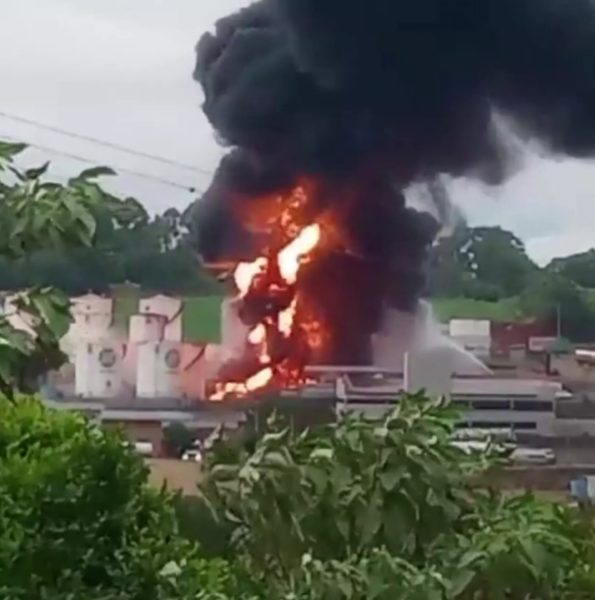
0 141 27 161
379 467 403 492
72 166 116 181
24 162 50 180
0 325 34 356
310 448 334 461
359 499 382 546
449 568 476 596
29 290 72 337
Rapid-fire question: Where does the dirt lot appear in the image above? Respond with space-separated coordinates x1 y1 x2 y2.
148 459 201 496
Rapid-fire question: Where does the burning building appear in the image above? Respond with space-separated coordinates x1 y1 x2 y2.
192 0 595 398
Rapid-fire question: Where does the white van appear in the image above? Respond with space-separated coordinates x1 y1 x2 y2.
510 447 555 466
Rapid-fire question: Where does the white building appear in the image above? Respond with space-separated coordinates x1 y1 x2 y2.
448 319 491 358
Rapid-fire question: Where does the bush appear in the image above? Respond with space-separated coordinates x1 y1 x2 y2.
0 396 214 599
200 394 595 599
173 494 234 558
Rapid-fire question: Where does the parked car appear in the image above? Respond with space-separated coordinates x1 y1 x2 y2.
510 447 556 466
182 449 202 463
127 440 154 457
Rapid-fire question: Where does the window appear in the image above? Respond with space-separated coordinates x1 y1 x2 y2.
471 400 511 411
513 400 553 412
512 422 538 431
470 421 513 429
452 400 470 409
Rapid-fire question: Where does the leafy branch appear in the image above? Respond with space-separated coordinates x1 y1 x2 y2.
0 140 144 397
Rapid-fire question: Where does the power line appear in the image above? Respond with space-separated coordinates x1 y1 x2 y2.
0 133 204 194
0 108 213 175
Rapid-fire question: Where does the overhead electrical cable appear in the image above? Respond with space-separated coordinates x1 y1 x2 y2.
0 109 213 175
0 133 204 193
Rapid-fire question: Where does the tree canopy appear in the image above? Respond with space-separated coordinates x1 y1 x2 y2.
0 397 229 599
429 225 537 301
195 395 595 599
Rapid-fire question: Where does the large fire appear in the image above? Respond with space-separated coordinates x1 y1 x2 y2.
210 186 324 400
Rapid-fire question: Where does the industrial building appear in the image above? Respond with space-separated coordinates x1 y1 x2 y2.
3 289 592 456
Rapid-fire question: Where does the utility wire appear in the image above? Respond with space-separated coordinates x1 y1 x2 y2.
0 108 213 175
0 133 204 194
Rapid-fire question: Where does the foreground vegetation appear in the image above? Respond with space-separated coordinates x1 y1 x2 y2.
3 136 595 597
4 394 595 599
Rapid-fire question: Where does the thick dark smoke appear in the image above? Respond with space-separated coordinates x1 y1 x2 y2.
192 0 595 364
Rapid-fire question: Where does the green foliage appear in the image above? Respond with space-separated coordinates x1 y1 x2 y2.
0 142 150 395
430 225 595 342
200 395 595 599
520 271 595 342
0 138 221 299
549 249 595 289
173 495 235 558
430 226 537 300
0 397 217 599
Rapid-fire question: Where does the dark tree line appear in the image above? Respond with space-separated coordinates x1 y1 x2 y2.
429 224 595 342
0 200 221 296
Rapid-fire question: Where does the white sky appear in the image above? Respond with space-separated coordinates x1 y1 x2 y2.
1 0 595 265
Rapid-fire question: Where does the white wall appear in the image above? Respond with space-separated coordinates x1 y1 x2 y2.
404 347 454 398
449 319 491 357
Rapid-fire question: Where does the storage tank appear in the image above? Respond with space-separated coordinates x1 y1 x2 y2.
140 295 182 342
129 314 166 344
70 294 113 340
136 341 184 398
75 341 125 399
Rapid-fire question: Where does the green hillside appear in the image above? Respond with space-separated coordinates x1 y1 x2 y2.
431 296 522 323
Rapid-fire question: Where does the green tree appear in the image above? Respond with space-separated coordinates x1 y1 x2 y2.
0 143 220 297
0 397 229 599
549 249 595 289
0 142 241 599
430 225 536 299
0 142 145 396
199 395 595 599
520 270 595 342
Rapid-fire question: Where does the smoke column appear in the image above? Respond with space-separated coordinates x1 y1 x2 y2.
192 0 595 365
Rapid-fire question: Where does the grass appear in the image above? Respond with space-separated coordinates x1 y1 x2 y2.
431 296 523 323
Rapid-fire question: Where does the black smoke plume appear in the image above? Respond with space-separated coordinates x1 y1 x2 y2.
192 0 595 364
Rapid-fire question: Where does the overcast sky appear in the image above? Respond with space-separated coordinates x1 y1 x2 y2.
1 0 595 266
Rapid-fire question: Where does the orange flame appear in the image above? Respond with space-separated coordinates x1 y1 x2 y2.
209 186 324 400
278 298 297 337
248 324 267 345
277 224 321 284
210 367 274 401
235 257 268 297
